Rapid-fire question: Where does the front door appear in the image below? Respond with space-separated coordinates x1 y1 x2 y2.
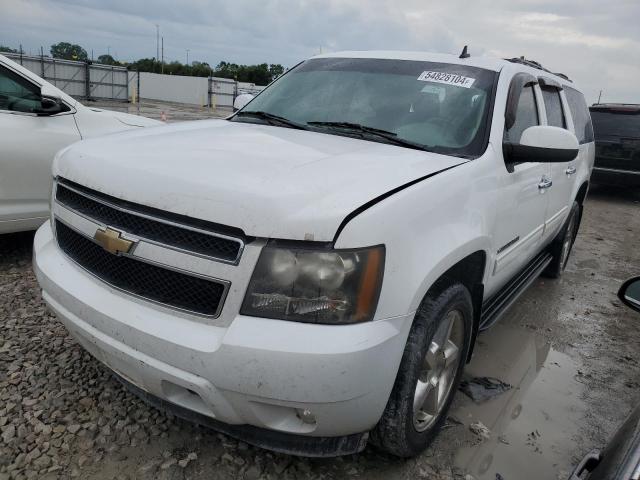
489 81 550 296
0 63 80 231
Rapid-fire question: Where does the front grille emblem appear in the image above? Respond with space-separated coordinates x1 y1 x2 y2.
94 227 134 255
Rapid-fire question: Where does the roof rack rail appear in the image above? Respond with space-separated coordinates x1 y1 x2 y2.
505 56 572 83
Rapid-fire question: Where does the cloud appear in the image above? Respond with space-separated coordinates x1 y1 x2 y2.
1 0 639 102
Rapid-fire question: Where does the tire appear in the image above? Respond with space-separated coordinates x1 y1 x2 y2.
544 201 580 279
370 284 473 457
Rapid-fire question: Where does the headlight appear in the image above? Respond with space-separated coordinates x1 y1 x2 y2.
240 243 385 324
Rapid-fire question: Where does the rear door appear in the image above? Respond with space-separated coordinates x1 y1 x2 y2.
539 79 575 243
0 62 80 230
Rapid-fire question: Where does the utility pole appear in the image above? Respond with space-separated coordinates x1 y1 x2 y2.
155 24 160 71
161 37 164 74
40 46 45 77
186 49 190 66
107 45 110 56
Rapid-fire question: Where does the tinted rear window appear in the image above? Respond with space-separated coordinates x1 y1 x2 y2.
565 87 594 144
542 88 566 128
590 110 640 139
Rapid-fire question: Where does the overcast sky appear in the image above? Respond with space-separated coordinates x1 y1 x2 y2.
2 0 639 103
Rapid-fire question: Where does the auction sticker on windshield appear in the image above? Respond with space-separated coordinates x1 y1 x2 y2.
417 71 476 88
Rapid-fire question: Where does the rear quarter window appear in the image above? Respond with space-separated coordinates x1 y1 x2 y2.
564 87 594 144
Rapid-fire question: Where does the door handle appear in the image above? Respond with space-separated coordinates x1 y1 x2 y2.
565 166 577 176
538 177 553 190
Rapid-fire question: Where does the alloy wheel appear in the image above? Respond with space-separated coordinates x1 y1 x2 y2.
412 309 464 432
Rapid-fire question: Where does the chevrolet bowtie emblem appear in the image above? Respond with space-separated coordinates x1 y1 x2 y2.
94 227 134 255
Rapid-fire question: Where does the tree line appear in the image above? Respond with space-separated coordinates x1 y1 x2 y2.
0 42 285 86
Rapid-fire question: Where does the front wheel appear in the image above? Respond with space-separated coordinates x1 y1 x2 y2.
370 284 473 457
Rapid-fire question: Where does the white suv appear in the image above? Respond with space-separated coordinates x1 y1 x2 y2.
33 51 594 457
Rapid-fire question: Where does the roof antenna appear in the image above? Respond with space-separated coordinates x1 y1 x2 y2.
459 45 470 59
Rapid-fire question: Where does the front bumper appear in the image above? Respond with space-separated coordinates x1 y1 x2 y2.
115 372 368 456
33 222 412 454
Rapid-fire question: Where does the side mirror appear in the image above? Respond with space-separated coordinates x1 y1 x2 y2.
40 84 62 103
504 126 579 163
37 84 64 115
619 277 640 313
233 93 254 112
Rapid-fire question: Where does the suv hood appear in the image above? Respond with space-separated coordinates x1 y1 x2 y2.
54 120 466 241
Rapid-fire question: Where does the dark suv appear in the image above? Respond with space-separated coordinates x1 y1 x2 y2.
590 103 640 186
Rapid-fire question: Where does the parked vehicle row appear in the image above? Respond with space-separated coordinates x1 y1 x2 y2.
32 50 595 457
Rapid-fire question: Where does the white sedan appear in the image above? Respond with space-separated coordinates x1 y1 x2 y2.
0 53 161 234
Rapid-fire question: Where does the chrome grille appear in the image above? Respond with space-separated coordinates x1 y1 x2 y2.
55 179 244 264
55 220 228 317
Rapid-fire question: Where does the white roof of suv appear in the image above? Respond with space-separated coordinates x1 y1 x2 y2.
313 50 572 87
314 50 505 72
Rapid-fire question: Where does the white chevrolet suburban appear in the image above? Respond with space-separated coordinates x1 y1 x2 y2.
33 51 595 457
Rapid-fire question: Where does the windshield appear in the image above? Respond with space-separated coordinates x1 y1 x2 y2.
591 110 640 140
232 57 497 157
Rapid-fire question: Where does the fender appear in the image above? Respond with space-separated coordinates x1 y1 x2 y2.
332 162 468 243
334 154 498 321
407 238 492 314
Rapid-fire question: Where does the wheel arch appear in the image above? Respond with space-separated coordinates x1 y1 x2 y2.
574 180 589 228
575 180 589 206
414 249 487 363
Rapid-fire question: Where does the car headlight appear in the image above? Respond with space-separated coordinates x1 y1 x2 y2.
240 243 385 324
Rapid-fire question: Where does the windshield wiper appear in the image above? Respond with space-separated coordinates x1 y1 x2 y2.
234 111 308 130
306 121 428 151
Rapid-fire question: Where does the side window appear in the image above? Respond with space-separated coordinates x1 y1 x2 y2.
541 88 566 128
505 84 539 143
564 86 594 144
0 66 42 113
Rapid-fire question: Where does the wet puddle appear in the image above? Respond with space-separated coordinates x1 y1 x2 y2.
451 325 588 480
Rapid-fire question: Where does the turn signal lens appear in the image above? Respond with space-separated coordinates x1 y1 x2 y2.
240 243 385 324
